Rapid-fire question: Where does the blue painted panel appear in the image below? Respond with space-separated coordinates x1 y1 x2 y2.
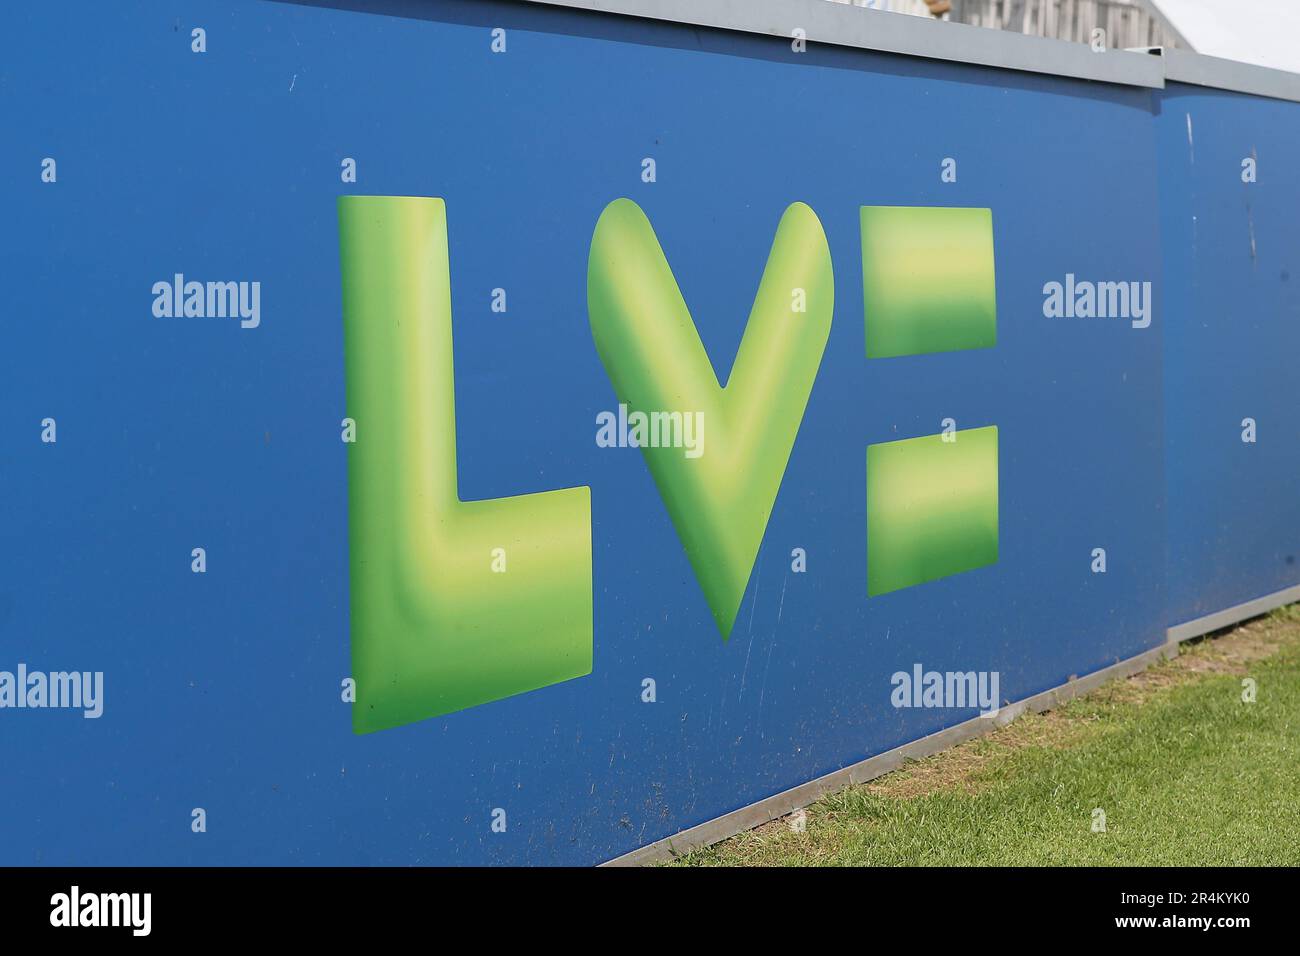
1158 82 1300 626
2 0 1166 864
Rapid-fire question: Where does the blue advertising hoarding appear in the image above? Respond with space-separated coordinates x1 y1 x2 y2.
1157 81 1300 628
0 0 1293 865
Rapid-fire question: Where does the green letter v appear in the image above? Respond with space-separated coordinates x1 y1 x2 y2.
587 199 833 639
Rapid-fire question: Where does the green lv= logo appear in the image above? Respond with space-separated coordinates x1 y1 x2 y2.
339 196 996 732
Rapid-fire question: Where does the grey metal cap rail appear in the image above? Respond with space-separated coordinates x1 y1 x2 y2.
524 0 1300 101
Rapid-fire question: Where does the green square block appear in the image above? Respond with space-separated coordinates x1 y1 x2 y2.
861 205 997 358
867 426 999 597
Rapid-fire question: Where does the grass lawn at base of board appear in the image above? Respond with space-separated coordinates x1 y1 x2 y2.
674 605 1300 866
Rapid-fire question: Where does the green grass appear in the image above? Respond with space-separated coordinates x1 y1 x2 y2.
675 606 1300 866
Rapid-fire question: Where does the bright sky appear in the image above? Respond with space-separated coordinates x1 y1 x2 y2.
1150 0 1300 73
